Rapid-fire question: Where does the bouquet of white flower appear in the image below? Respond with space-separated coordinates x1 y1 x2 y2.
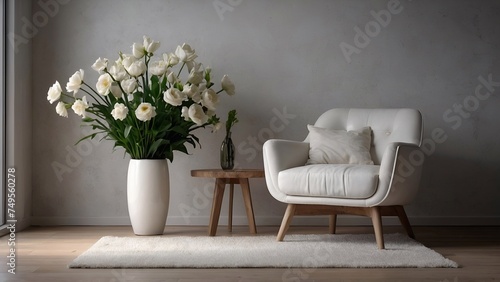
47 36 235 161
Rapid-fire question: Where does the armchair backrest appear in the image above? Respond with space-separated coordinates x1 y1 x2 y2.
305 108 423 165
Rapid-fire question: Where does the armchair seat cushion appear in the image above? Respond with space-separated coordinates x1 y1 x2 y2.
278 164 380 199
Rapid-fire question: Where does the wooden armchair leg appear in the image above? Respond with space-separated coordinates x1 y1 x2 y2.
369 207 385 249
395 206 415 239
277 204 296 241
329 214 337 234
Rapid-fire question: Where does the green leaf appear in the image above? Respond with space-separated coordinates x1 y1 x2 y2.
172 125 188 135
75 133 96 145
151 75 160 98
134 91 143 105
165 150 174 162
186 138 196 148
161 76 168 91
109 94 117 104
147 139 168 157
176 144 188 155
91 125 107 131
124 125 132 138
205 72 210 83
192 135 200 145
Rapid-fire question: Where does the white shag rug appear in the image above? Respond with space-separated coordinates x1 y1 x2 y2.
69 233 458 268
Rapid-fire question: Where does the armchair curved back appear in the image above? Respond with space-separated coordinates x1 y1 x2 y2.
305 108 423 165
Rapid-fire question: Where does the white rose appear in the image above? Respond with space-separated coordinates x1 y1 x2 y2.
175 43 197 63
121 78 137 94
164 52 179 66
55 101 68 118
72 96 89 118
163 88 186 106
201 88 219 111
115 55 123 66
188 104 208 125
122 55 136 69
91 57 108 73
191 92 202 103
109 63 127 81
221 75 235 96
47 81 62 104
143 36 160 53
135 102 156 122
181 106 190 121
182 84 198 98
188 69 203 85
110 81 123 98
132 42 144 59
126 60 146 77
198 82 207 92
111 103 128 121
66 69 85 94
167 72 177 84
150 60 168 76
206 109 215 117
187 61 202 76
96 73 113 95
212 122 223 132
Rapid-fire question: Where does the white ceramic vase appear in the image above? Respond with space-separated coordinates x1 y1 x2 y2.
127 159 169 235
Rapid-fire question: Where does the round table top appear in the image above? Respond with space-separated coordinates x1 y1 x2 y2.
191 169 265 179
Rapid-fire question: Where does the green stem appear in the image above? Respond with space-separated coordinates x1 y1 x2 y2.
105 70 128 102
61 93 76 100
141 75 147 102
86 109 105 118
82 82 101 97
177 62 185 78
81 83 108 105
189 123 208 132
143 56 150 100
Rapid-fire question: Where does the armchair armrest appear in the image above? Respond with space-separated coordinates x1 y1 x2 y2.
374 142 424 206
263 139 309 203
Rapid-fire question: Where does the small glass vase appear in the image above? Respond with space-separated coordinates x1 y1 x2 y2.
220 132 235 170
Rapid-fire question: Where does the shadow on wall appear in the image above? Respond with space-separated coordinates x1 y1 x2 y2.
416 154 500 216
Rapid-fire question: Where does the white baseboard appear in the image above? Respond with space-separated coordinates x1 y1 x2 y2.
30 215 500 226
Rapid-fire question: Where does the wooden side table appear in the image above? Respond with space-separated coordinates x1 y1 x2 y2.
190 169 265 236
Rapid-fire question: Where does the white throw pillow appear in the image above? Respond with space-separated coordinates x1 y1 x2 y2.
306 125 374 165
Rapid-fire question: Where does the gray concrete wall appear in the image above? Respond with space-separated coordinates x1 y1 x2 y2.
7 0 32 230
31 0 500 226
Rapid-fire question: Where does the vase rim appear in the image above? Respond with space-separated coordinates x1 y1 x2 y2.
130 159 168 161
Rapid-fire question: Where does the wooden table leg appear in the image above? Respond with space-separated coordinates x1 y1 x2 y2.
329 214 337 234
228 183 234 232
208 178 225 236
239 178 257 234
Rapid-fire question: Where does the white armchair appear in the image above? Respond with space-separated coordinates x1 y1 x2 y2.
263 108 423 249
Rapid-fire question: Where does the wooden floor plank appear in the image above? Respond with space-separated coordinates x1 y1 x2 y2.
0 225 499 281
